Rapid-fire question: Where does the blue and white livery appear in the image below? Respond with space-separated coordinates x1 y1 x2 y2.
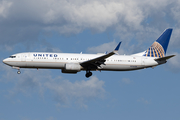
3 28 175 78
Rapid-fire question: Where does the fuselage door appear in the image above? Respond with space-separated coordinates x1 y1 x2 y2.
141 57 145 66
26 53 32 62
21 54 26 62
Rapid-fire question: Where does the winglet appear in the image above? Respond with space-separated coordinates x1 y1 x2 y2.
114 42 121 51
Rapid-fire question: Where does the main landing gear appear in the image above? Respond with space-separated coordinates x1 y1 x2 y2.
85 70 92 78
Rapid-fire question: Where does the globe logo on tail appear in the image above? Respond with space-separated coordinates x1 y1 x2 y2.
143 42 165 57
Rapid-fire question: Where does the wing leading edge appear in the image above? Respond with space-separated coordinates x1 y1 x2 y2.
80 42 121 69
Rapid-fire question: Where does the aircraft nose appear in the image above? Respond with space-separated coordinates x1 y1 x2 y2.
3 58 8 64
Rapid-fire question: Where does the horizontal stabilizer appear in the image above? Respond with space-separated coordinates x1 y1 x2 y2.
154 55 175 61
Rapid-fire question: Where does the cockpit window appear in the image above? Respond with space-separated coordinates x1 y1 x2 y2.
9 56 16 58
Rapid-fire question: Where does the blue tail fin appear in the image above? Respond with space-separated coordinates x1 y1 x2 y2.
143 28 173 57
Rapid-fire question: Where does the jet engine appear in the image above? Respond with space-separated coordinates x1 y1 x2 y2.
61 63 81 73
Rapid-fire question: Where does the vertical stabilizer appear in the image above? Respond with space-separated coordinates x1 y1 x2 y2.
143 28 173 57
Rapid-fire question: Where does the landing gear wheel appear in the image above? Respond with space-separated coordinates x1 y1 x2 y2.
89 72 92 76
17 70 21 74
85 71 92 78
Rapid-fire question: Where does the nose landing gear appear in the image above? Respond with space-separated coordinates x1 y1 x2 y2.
17 70 21 74
12 66 21 74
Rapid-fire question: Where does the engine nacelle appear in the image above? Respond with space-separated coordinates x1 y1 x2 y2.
62 63 81 73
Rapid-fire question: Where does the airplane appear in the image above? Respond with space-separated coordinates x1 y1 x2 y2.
3 28 175 78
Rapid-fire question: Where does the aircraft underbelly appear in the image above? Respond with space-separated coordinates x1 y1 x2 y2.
101 64 143 71
11 60 154 71
18 61 65 69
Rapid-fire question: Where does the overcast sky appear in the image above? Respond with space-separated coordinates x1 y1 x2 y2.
0 0 180 120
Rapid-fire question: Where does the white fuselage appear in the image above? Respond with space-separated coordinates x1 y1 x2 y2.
2 28 174 77
3 52 161 72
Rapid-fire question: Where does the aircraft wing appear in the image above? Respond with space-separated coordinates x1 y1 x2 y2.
80 42 121 69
